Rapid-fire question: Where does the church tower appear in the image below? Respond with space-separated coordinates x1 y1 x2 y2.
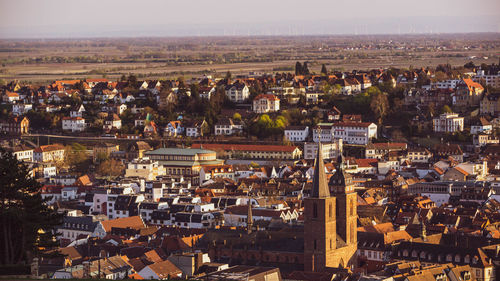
304 142 337 272
330 155 357 247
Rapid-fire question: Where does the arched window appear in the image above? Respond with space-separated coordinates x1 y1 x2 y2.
446 254 452 262
454 254 461 263
464 255 470 263
420 251 426 259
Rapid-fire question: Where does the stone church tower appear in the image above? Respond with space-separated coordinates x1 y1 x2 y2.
304 143 357 272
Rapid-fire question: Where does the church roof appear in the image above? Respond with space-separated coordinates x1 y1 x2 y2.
311 142 330 198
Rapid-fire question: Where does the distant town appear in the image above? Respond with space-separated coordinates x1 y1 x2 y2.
1 58 500 281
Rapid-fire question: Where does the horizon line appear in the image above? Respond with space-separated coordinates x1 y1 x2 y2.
1 31 500 41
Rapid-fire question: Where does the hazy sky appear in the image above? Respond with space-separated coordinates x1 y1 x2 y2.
1 0 499 38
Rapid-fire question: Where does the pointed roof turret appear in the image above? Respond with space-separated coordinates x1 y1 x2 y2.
311 140 330 198
329 154 353 193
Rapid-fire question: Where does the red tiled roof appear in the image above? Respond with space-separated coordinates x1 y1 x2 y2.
100 216 144 233
192 143 299 153
34 144 65 153
254 93 280 101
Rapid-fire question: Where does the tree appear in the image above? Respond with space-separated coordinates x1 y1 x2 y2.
0 148 62 265
233 112 242 121
441 105 453 114
97 159 125 178
321 64 328 75
302 62 310 75
295 61 303 75
370 92 389 124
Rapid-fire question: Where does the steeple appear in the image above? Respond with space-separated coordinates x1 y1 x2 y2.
311 140 330 198
246 200 253 234
330 154 353 193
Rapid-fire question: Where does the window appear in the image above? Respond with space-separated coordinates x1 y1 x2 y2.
313 203 318 218
329 203 332 218
314 239 317 250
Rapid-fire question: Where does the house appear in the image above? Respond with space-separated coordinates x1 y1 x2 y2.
454 78 484 107
185 120 209 138
407 147 433 163
365 143 407 159
103 114 122 131
214 118 243 136
58 216 98 243
284 126 309 142
70 104 86 117
199 165 235 182
433 113 464 133
199 86 216 100
305 91 321 105
303 140 343 160
164 120 184 137
3 91 20 103
12 103 32 116
62 117 86 132
434 144 463 162
34 144 65 163
313 122 378 145
253 94 280 113
93 143 119 162
327 106 341 121
124 157 167 181
0 116 29 135
225 81 249 103
471 117 492 135
480 93 500 115
9 145 34 162
93 216 145 238
137 260 182 280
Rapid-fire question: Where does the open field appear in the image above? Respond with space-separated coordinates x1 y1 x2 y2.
1 34 499 82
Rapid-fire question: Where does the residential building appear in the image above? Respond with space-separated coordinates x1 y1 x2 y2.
284 125 309 142
200 165 235 182
185 120 208 138
454 78 484 107
93 143 119 162
9 145 34 162
225 81 249 103
12 103 32 116
103 114 121 131
34 144 65 163
62 117 85 132
433 113 464 133
313 122 377 145
471 117 492 135
365 143 407 159
303 140 343 160
164 120 184 137
124 157 167 181
407 147 433 163
0 116 29 135
214 118 243 136
253 94 280 113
